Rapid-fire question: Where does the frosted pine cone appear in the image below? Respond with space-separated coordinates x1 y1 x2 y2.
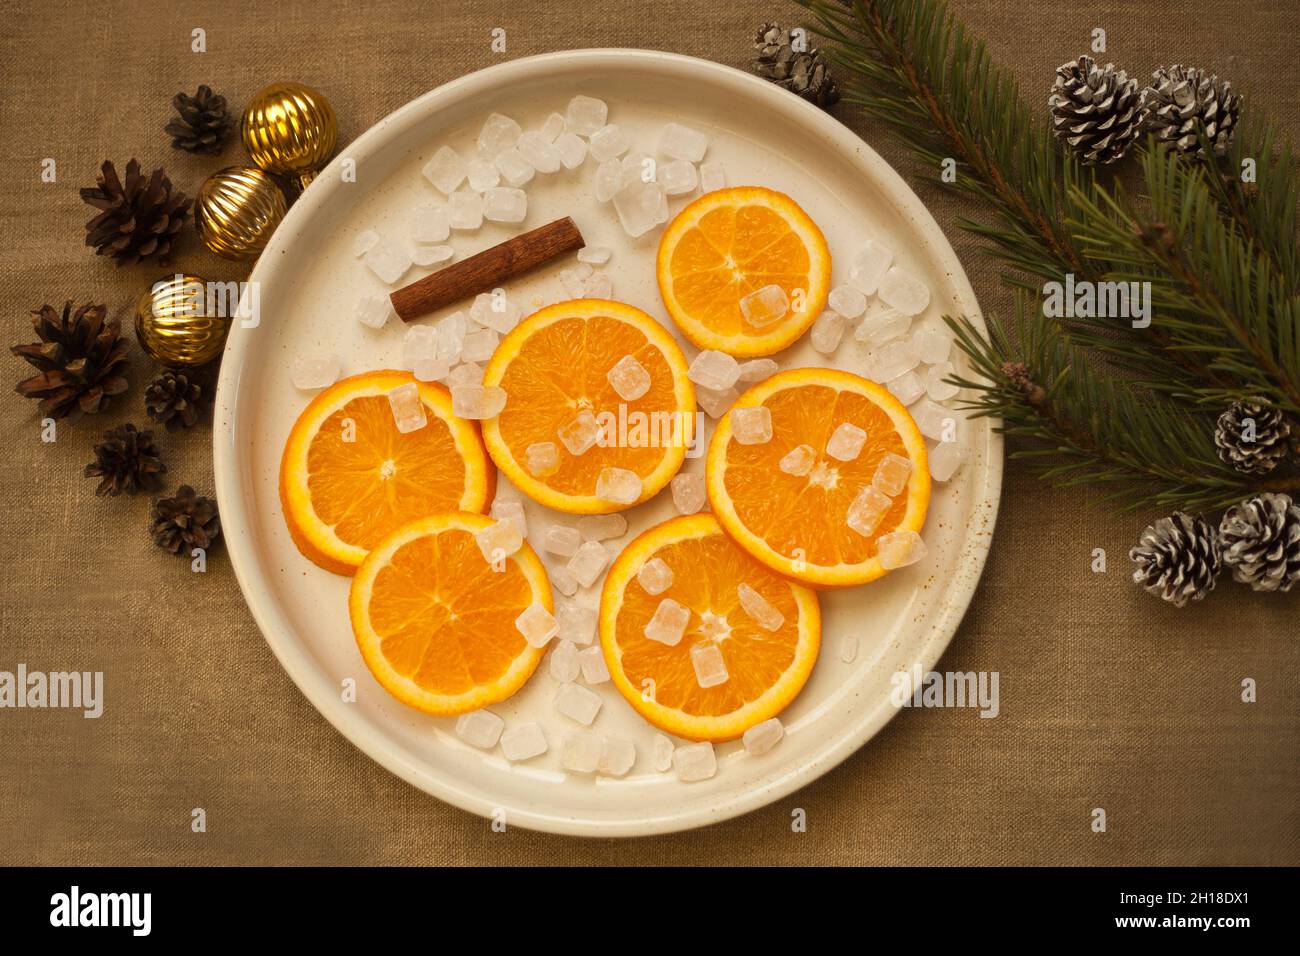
1218 493 1300 593
1214 400 1292 476
1048 55 1144 165
1141 64 1240 158
1129 512 1221 607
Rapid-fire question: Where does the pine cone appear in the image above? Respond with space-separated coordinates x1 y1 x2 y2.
1214 400 1292 475
165 85 231 154
84 423 166 497
80 159 192 266
752 23 840 108
145 368 212 431
150 485 221 555
1218 493 1300 593
1048 56 1144 165
1141 65 1240 158
10 301 130 420
1129 511 1222 607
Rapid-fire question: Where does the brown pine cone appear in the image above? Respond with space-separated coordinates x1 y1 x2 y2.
166 85 231 154
145 368 212 430
84 423 166 497
150 485 221 555
11 301 130 420
80 159 192 266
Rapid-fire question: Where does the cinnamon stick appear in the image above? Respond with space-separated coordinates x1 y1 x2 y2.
390 216 585 322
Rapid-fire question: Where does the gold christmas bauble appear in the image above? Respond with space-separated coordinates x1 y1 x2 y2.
241 81 337 191
134 274 232 367
194 165 288 261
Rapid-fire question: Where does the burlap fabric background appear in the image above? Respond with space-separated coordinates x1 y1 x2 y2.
1 0 1296 865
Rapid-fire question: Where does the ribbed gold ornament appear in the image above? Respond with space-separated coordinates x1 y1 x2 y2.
134 274 231 367
241 81 337 191
194 166 288 261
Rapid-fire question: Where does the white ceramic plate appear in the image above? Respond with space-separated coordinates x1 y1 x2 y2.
214 49 1002 837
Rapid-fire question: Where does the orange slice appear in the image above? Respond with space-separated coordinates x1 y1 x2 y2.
481 298 695 514
349 512 548 715
656 186 831 357
600 514 820 741
706 368 930 587
280 370 494 575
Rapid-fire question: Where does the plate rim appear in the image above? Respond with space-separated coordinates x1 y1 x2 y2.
213 48 1004 838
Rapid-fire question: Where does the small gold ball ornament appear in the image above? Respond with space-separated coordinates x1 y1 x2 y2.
194 165 288 261
241 81 337 191
134 274 232 367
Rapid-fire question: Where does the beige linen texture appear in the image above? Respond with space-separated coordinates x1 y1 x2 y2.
0 0 1296 865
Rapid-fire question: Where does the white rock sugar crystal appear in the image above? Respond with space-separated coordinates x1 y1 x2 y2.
402 325 437 366
598 736 635 776
855 306 912 346
607 354 650 401
878 266 931 316
566 541 609 588
470 291 521 334
577 245 612 265
352 229 380 257
848 239 894 295
555 681 603 726
577 514 626 541
595 158 624 203
659 159 698 196
743 718 784 756
671 473 706 514
387 382 427 433
517 130 561 173
739 284 789 329
864 338 920 382
688 349 740 390
779 443 816 477
413 358 450 382
730 406 772 445
493 147 534 187
699 160 727 192
448 191 483 230
588 124 630 162
738 358 779 383
550 639 580 682
422 145 466 195
560 731 603 772
872 452 913 496
291 353 339 391
490 498 528 537
696 385 738 419
410 244 454 267
550 564 578 597
644 598 690 646
810 311 846 354
482 186 527 223
477 518 523 562
622 151 656 186
455 710 503 749
557 602 597 646
911 322 953 364
691 642 733 686
500 722 547 762
558 409 602 455
654 734 675 771
828 284 868 319
925 362 959 401
543 524 581 557
578 645 611 685
911 398 960 441
363 241 412 284
446 361 482 387
840 635 859 663
886 369 926 406
877 530 927 569
826 422 867 461
466 156 500 192
585 272 613 298
451 385 506 420
737 582 784 631
515 602 558 648
477 112 522 155
527 441 561 478
565 95 608 137
847 485 892 537
356 292 392 330
542 112 566 141
613 179 668 238
460 328 499 363
637 557 674 596
555 131 587 170
436 311 468 361
411 204 450 243
929 438 968 482
673 741 717 782
596 466 642 505
659 122 708 162
560 262 593 298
